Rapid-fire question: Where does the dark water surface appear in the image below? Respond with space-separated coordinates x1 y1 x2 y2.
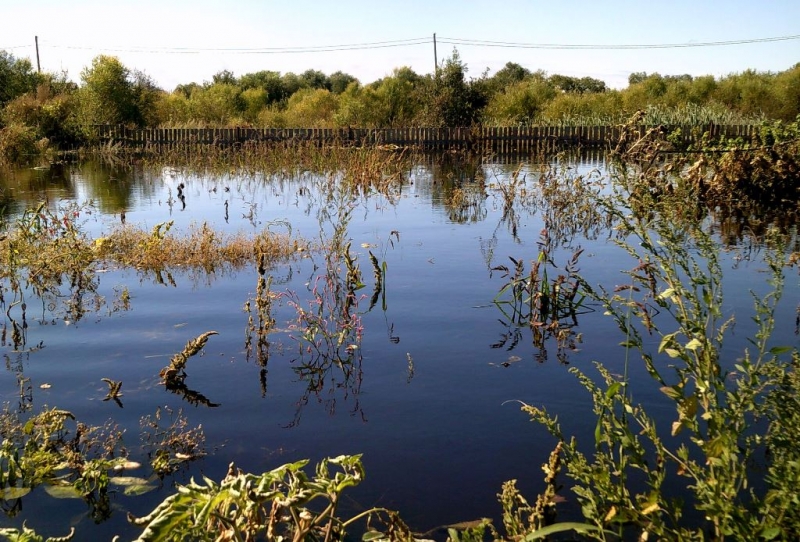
0 153 797 539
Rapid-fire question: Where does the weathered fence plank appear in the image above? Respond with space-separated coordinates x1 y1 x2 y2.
93 124 764 152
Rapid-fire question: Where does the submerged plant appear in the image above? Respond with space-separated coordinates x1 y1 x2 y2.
139 406 205 477
159 331 218 385
492 229 587 363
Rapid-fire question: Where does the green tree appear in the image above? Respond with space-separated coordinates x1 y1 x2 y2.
79 55 149 126
490 62 531 92
328 71 358 94
300 69 329 90
334 82 380 126
212 70 236 86
240 87 270 123
239 70 287 104
0 51 40 109
282 88 337 126
773 63 800 120
418 49 483 127
186 83 244 124
483 79 557 124
372 67 421 126
281 72 307 98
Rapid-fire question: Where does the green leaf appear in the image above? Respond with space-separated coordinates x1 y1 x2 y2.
769 345 792 355
362 531 386 541
658 288 675 300
658 332 678 353
660 386 683 401
761 526 782 540
605 382 622 399
522 522 615 540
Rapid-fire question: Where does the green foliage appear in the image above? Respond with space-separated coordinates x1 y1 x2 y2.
523 174 800 539
417 50 484 127
329 70 359 94
548 74 607 94
0 124 41 164
0 52 40 110
483 79 557 124
3 48 800 139
0 405 127 502
127 455 408 542
183 82 244 125
0 522 74 542
79 55 160 128
2 80 83 147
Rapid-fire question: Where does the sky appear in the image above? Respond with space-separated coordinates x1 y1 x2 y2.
1 0 798 91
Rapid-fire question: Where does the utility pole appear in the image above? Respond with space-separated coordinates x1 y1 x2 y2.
35 36 41 73
433 33 438 76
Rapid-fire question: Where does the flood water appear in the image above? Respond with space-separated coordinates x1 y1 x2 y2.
0 152 797 539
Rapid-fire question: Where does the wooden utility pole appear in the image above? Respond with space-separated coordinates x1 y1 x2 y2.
433 33 438 76
35 36 41 72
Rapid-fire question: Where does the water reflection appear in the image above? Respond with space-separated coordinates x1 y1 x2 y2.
0 150 797 537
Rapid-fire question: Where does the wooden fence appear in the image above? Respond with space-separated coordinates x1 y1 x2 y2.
94 124 758 153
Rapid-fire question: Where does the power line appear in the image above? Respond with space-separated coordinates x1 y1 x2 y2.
37 37 431 55
437 34 800 50
6 34 797 56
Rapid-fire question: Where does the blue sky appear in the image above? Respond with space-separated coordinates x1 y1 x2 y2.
2 0 798 90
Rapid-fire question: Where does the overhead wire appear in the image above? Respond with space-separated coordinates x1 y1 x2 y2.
36 37 431 54
3 33 794 56
438 34 800 50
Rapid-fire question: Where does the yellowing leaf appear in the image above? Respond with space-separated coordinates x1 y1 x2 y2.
641 502 660 515
685 338 703 351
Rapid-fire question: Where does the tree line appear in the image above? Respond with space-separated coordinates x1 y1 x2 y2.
1 47 799 156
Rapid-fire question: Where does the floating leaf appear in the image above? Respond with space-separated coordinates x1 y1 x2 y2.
124 484 157 496
43 484 82 499
0 487 31 500
110 476 151 487
113 460 142 471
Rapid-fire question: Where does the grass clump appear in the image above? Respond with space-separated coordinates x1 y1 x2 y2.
95 221 302 275
0 202 303 333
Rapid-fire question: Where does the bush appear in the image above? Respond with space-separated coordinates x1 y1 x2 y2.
0 123 43 164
